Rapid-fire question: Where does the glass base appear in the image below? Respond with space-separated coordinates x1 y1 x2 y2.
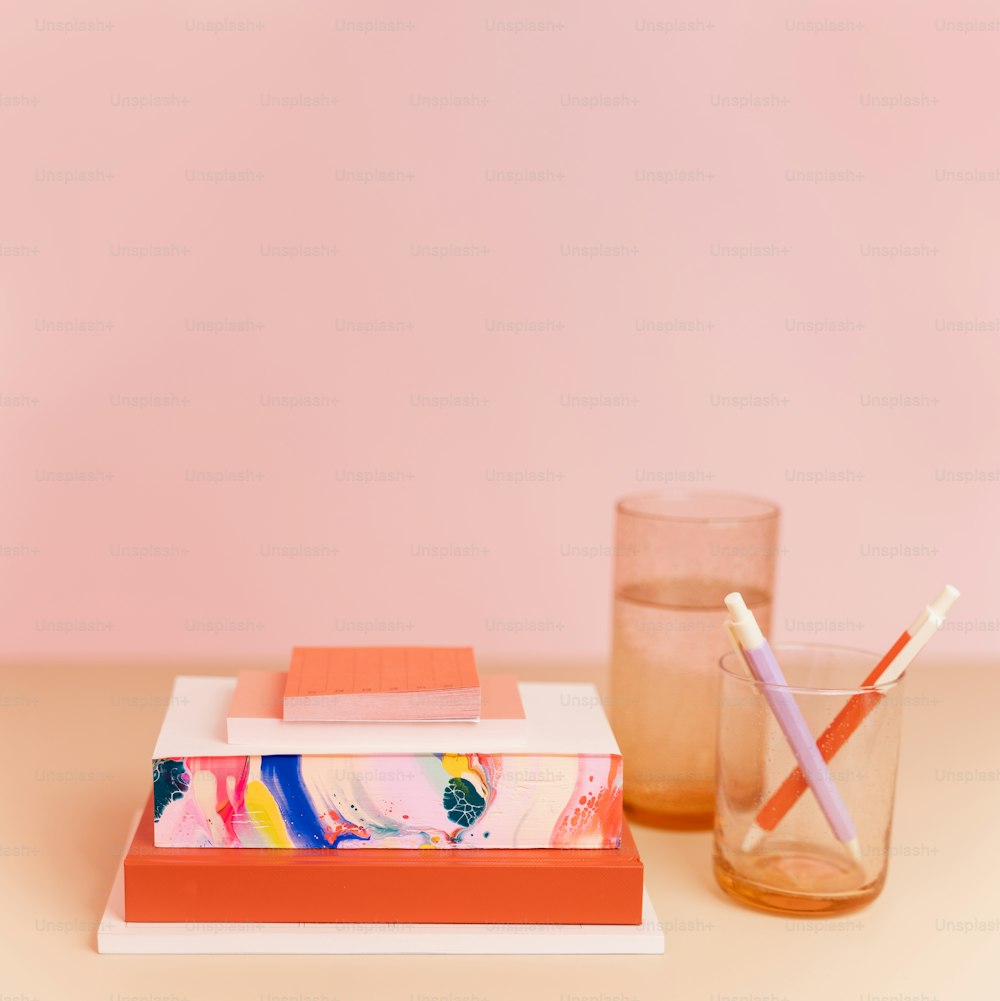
625 803 714 831
713 851 884 916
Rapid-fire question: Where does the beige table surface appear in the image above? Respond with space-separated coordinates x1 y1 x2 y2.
1 659 997 1001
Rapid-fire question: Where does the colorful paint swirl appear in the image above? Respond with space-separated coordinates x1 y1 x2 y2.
152 752 622 849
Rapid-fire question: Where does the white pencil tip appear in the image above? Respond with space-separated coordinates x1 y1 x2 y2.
930 584 960 620
845 837 862 863
741 824 766 854
724 592 748 618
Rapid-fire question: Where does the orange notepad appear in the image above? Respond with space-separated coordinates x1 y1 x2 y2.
283 646 481 722
229 670 524 745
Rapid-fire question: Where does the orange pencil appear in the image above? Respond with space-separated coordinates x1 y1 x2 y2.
742 585 959 852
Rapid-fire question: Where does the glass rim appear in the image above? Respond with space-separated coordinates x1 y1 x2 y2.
719 642 902 695
616 489 780 524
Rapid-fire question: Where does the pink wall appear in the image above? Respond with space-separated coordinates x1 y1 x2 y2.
2 3 997 662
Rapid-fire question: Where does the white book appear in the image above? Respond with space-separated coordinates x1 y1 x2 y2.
154 677 619 757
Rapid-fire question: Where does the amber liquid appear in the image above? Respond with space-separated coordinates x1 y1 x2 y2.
713 846 884 916
610 577 772 829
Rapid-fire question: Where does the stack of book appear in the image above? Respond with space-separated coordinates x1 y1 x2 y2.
98 646 663 954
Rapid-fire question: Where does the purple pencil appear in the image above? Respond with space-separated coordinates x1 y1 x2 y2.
725 592 861 861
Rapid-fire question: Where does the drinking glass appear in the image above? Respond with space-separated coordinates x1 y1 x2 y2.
609 491 779 829
714 644 905 915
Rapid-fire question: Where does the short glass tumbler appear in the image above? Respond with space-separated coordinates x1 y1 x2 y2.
610 490 779 829
713 644 904 916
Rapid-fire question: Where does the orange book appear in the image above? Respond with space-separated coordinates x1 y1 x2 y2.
124 796 644 925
